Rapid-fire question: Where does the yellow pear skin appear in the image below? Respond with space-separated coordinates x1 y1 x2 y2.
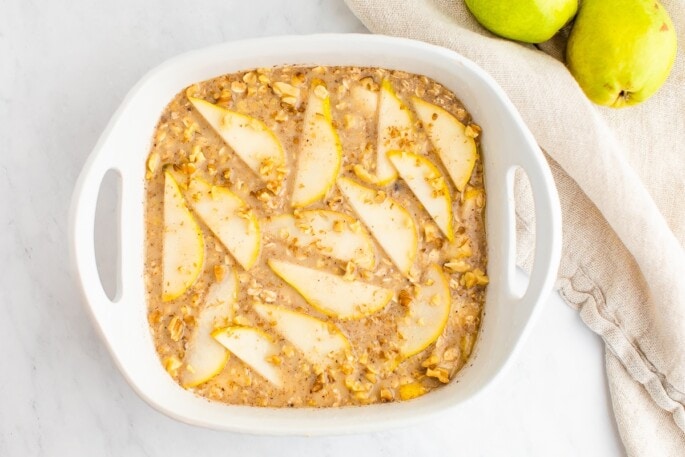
566 0 677 108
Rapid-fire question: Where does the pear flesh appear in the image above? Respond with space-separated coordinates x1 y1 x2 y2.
162 172 205 302
189 97 286 190
567 0 677 107
388 150 454 241
411 97 477 193
186 178 261 270
398 264 452 359
253 304 350 367
268 259 393 319
337 177 418 276
212 326 283 387
181 267 238 388
264 210 376 270
291 82 342 207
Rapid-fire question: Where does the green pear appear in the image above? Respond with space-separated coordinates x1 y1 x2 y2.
465 0 578 44
567 0 677 108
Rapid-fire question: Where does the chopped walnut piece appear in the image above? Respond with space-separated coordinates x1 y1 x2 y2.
313 84 329 99
464 123 481 138
398 382 426 400
163 355 182 377
341 362 354 375
343 261 357 281
253 187 273 204
179 162 196 175
273 81 300 99
182 121 198 142
453 238 473 259
291 72 305 86
380 387 394 402
281 96 298 106
460 334 475 358
398 289 413 307
311 371 331 393
423 222 441 244
444 259 470 273
242 71 257 84
443 347 460 362
147 152 160 174
230 81 247 94
274 110 288 122
364 371 377 383
167 316 184 342
426 366 450 383
461 268 489 288
421 354 440 368
189 145 205 163
359 76 378 91
149 310 162 325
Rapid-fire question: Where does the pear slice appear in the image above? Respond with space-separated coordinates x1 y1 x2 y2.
162 172 205 301
337 177 417 276
264 210 376 270
212 326 283 387
268 259 392 319
189 97 286 190
388 151 454 241
291 83 342 207
350 85 379 116
253 304 350 367
411 97 477 192
398 264 451 359
186 178 260 270
374 79 415 185
181 268 238 388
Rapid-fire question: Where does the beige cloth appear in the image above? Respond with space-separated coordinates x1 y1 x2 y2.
344 1 685 455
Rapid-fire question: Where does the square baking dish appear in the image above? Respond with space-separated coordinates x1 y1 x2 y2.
70 34 561 434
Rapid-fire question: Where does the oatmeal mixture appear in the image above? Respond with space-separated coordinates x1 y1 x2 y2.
144 65 487 407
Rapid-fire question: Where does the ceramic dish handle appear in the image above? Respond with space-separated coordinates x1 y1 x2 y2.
505 146 561 313
70 152 125 343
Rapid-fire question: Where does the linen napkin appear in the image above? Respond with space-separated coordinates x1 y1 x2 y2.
344 1 685 454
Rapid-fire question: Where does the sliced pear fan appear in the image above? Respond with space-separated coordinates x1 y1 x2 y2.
181 268 238 388
388 151 454 241
263 210 376 270
337 177 417 276
411 97 477 192
398 264 452 359
212 326 283 387
186 178 260 270
268 259 392 319
291 82 342 207
188 97 286 189
162 172 205 301
253 304 350 367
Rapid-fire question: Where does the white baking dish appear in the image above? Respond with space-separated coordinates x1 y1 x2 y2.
69 34 561 434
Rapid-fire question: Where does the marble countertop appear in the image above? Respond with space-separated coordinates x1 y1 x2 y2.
0 0 624 455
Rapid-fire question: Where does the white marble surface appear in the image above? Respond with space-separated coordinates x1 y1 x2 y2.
0 0 625 455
